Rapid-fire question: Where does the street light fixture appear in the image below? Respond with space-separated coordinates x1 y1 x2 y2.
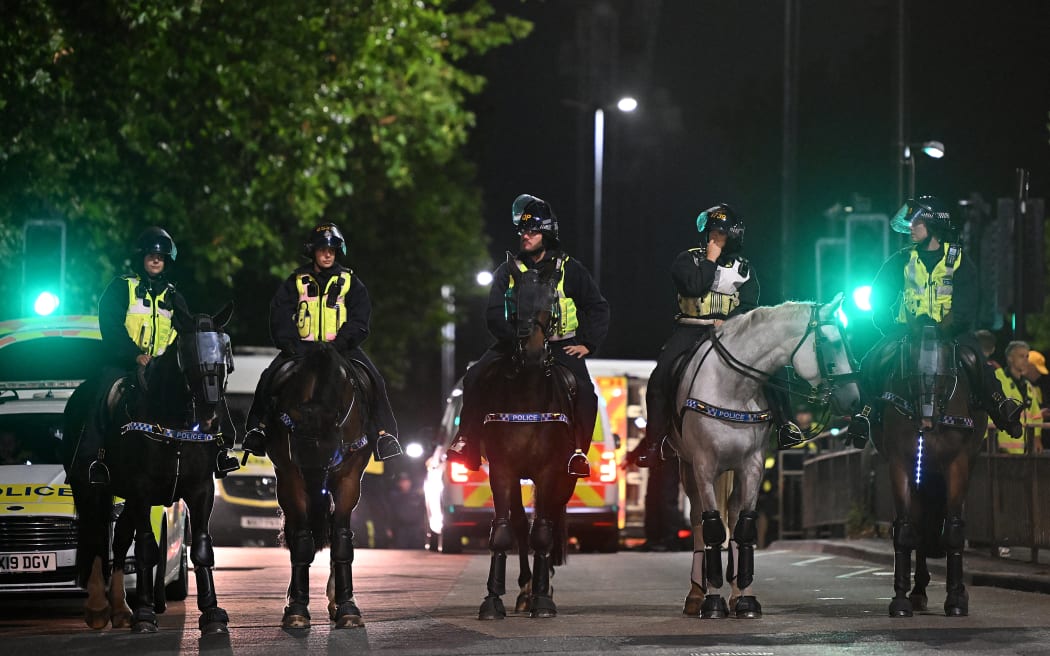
593 96 638 285
903 140 946 200
440 271 494 401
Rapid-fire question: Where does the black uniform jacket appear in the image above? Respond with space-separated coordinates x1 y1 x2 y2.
269 262 371 354
670 248 760 319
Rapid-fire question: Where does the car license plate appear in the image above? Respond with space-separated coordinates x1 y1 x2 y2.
0 552 58 573
240 516 282 530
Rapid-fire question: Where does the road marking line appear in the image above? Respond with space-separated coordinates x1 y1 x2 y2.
837 567 882 578
791 556 836 566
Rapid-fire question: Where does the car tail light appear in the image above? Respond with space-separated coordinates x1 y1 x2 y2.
449 461 470 483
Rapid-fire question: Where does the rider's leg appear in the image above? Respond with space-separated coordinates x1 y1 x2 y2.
628 326 707 468
346 348 403 460
846 331 900 447
81 366 125 485
957 336 1023 438
447 349 503 470
242 354 287 457
552 346 596 478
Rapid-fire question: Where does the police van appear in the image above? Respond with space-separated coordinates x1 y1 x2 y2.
0 315 189 596
424 359 648 553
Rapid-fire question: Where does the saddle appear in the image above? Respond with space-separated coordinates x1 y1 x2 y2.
270 354 375 424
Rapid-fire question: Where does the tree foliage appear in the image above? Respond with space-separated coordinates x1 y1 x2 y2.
0 0 530 383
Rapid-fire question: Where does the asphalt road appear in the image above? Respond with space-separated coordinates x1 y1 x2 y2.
1 545 1049 655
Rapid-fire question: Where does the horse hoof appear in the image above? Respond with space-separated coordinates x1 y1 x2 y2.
282 614 311 629
132 620 159 633
111 609 133 629
479 596 507 620
334 614 364 629
529 596 557 618
944 592 968 617
683 595 703 616
888 598 913 617
700 594 728 619
202 622 230 635
732 595 763 619
514 592 530 613
909 593 928 612
85 606 110 630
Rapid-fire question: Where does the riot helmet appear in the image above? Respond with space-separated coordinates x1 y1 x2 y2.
512 194 559 248
136 226 178 263
891 196 956 241
696 203 745 254
304 222 347 258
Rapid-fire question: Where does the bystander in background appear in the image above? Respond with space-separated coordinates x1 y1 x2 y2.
993 341 1043 454
1025 349 1050 452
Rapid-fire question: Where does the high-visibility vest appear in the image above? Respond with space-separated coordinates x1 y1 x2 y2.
295 271 353 342
123 275 177 356
897 243 961 324
992 368 1041 454
677 248 750 323
508 257 578 338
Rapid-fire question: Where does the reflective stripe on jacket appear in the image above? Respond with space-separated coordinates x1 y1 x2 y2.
508 256 578 338
677 248 750 323
993 367 1041 454
295 271 353 341
123 275 176 356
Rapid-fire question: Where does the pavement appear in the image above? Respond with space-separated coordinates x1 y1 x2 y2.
774 536 1050 595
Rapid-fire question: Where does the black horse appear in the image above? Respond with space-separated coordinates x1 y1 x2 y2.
260 342 373 629
468 263 579 620
871 323 987 617
62 304 235 634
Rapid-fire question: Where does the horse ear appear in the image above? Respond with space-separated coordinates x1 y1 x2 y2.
213 301 234 329
174 305 194 332
823 292 845 317
506 252 521 287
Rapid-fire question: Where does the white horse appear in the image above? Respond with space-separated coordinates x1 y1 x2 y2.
671 293 860 618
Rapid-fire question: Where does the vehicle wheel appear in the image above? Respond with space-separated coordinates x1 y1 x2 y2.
166 524 190 601
597 528 620 553
440 528 462 554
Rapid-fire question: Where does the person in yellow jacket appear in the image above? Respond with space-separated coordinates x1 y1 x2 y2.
242 222 402 461
78 227 207 484
993 341 1043 454
844 196 1023 447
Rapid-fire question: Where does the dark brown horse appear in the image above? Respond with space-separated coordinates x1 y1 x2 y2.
871 324 987 617
469 263 578 620
260 342 373 629
63 304 234 634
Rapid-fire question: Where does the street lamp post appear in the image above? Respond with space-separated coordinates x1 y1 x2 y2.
440 271 494 402
903 140 945 200
592 96 637 285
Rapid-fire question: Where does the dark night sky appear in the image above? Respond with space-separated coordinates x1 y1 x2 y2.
461 0 1050 361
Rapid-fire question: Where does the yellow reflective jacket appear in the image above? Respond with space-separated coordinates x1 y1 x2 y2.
509 256 578 338
295 271 353 342
123 275 177 357
897 243 962 324
992 368 1041 454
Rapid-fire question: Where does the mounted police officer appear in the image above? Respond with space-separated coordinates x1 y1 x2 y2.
242 222 402 461
845 196 1024 447
627 204 805 467
446 194 610 478
80 227 237 484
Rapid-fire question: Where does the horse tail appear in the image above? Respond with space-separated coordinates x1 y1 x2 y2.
549 506 569 567
72 484 113 588
917 468 948 559
304 469 332 551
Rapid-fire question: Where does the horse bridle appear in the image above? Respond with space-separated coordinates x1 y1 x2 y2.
279 363 361 473
706 302 860 435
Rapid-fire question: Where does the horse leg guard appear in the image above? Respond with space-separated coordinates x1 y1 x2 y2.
730 511 762 619
329 528 362 628
283 530 315 629
129 529 160 632
698 511 728 619
528 519 557 618
188 534 228 634
942 516 968 617
889 519 916 617
480 518 512 619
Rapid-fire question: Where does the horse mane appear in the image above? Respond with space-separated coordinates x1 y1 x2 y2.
719 301 812 338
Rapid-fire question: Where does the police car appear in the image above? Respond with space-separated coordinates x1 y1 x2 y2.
0 315 189 596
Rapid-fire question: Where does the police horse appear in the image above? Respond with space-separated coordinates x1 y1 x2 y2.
260 342 376 629
63 304 235 634
467 261 580 620
671 295 860 618
869 322 987 617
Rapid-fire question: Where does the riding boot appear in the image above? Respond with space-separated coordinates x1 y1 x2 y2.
625 435 662 468
374 431 403 460
241 426 267 460
446 432 481 470
989 392 1024 439
845 405 874 449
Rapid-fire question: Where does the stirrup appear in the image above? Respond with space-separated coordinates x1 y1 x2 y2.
777 422 806 449
845 405 872 449
567 449 590 478
216 449 240 477
375 431 403 460
88 460 110 486
998 399 1024 439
